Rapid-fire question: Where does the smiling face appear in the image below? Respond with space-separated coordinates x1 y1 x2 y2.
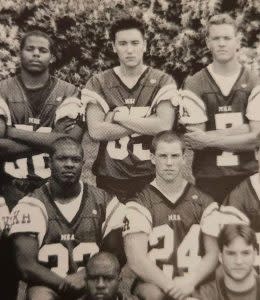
20 35 52 74
220 236 256 282
112 28 146 69
151 141 185 183
206 24 239 64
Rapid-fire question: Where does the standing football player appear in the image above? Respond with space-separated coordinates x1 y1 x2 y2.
192 224 260 300
8 137 125 300
181 14 260 204
123 131 219 300
0 30 83 210
83 16 178 202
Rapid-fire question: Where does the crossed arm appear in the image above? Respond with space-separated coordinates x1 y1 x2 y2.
87 100 175 142
0 118 83 161
184 122 259 152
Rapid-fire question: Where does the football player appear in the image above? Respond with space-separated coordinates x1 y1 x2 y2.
221 145 260 272
0 30 83 210
180 14 260 204
8 137 125 300
84 252 125 300
82 16 178 202
192 224 260 300
123 131 219 300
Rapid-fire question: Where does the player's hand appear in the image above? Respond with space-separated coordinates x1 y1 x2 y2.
54 117 76 133
105 111 116 123
184 131 209 150
65 270 86 295
113 106 130 123
167 276 196 300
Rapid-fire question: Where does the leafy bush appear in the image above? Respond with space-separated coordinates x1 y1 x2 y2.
0 0 259 87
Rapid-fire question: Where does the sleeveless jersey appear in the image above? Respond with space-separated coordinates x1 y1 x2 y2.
123 182 217 278
181 67 259 178
82 67 178 180
9 182 125 276
0 75 78 179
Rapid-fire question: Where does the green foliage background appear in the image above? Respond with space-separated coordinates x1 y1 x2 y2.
0 0 259 88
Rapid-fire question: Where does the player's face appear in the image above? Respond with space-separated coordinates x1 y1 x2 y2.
20 35 52 74
87 261 119 300
151 141 185 182
113 29 146 69
206 24 239 63
50 144 83 186
220 236 256 282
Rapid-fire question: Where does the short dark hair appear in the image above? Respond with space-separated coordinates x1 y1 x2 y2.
86 252 121 276
20 30 54 53
218 224 258 252
110 16 145 42
151 130 185 154
206 14 238 36
50 136 83 158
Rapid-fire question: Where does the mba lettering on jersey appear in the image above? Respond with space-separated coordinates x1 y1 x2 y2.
123 183 217 278
0 76 78 179
223 173 260 272
9 183 125 276
180 67 258 178
82 67 178 180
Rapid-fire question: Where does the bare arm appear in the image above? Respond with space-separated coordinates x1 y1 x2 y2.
169 234 219 300
13 234 65 292
87 103 133 141
0 139 40 160
124 232 173 294
184 123 257 152
115 100 175 135
6 118 83 153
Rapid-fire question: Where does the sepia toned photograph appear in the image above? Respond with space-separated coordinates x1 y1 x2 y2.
0 0 259 299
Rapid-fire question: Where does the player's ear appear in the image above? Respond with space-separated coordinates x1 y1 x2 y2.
112 42 117 54
150 152 155 165
206 37 211 51
143 39 147 52
218 252 223 264
50 55 55 64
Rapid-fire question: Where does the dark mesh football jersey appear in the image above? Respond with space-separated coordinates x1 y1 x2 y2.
183 67 258 178
82 67 177 180
123 182 216 278
9 182 125 276
0 75 78 179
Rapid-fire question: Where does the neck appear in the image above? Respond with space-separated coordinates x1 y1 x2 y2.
21 69 50 89
224 270 255 293
155 175 186 196
49 180 81 202
119 63 146 77
211 58 241 76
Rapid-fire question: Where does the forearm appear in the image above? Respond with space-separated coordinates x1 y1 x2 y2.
89 122 133 141
116 116 171 136
19 261 64 292
129 256 172 293
7 127 67 152
204 132 257 151
0 138 38 160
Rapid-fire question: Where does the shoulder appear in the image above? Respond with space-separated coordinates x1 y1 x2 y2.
187 183 214 207
86 69 114 87
54 77 77 95
0 76 18 97
146 67 174 86
194 280 219 300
